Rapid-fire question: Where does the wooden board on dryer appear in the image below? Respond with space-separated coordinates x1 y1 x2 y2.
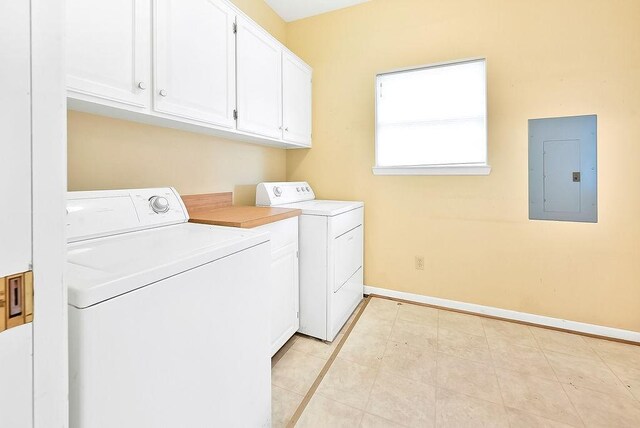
181 192 232 212
183 192 301 229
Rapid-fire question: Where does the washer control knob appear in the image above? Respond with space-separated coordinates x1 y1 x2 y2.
273 186 283 197
296 187 301 192
149 196 170 213
306 186 311 192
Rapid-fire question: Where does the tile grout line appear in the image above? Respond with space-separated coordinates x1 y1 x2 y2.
286 296 372 427
583 337 640 402
508 328 640 425
531 327 587 427
561 336 637 400
478 316 510 416
483 328 555 424
360 300 401 425
599 357 639 402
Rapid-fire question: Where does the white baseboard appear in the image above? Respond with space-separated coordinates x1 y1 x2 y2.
364 285 640 343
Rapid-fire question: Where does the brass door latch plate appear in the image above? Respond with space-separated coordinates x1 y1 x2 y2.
0 271 33 333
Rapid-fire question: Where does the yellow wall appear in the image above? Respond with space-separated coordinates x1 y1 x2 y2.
67 0 287 205
67 111 285 205
286 0 640 331
232 0 286 43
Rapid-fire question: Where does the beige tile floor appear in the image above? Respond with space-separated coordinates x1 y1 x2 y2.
271 297 640 427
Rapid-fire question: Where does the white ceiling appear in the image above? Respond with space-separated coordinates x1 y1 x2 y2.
264 0 371 22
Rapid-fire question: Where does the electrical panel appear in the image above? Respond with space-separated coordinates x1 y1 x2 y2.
529 115 597 222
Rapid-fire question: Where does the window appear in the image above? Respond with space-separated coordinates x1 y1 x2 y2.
373 58 490 175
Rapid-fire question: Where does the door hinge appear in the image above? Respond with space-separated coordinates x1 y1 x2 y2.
233 22 237 34
296 250 299 258
296 311 299 319
233 109 238 120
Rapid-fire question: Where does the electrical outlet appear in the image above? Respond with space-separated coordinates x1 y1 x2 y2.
415 256 425 270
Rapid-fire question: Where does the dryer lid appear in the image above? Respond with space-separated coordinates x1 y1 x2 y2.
276 200 364 216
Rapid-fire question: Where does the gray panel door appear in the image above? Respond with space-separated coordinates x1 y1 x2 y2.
529 115 597 222
543 140 580 213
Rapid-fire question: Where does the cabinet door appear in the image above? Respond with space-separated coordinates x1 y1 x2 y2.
283 52 312 146
66 0 150 109
153 0 236 127
236 17 283 139
270 243 299 356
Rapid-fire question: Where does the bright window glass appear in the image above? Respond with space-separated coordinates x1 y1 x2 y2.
376 59 487 167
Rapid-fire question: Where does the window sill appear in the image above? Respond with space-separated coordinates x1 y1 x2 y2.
372 164 492 176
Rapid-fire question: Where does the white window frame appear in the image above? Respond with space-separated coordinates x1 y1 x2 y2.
373 57 491 176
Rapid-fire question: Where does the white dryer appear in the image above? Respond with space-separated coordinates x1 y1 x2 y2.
66 188 271 428
257 182 364 341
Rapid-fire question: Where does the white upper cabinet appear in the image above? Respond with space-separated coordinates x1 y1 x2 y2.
282 52 313 147
153 0 236 128
65 0 312 149
236 16 283 140
66 0 150 110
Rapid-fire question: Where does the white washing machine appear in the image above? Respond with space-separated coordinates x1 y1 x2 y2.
66 188 271 428
257 182 364 342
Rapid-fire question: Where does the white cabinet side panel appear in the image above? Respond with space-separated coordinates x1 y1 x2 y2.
298 215 328 339
0 325 33 428
254 217 300 355
0 0 31 277
269 242 299 356
254 216 298 251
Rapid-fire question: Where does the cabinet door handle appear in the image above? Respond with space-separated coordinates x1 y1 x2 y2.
285 127 289 132
159 89 167 97
137 82 146 90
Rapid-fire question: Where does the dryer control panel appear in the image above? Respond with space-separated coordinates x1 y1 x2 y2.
66 187 188 243
256 182 316 206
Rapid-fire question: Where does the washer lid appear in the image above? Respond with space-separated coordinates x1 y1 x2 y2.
66 222 269 309
277 200 364 216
